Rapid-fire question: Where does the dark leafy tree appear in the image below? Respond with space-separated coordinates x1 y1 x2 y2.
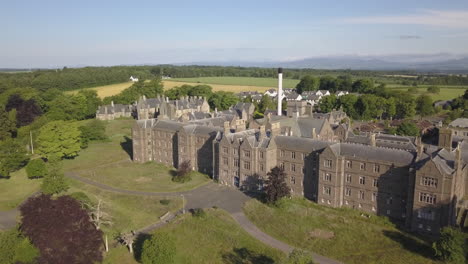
318 95 338 113
0 228 39 264
396 121 420 136
77 90 102 119
209 91 239 111
296 75 318 94
258 95 275 114
319 76 338 92
0 139 29 178
6 94 42 127
0 105 16 140
25 159 47 179
432 227 465 264
427 86 440 94
223 247 275 264
415 94 434 117
141 233 176 264
264 166 290 204
41 156 68 195
79 119 108 148
20 194 104 264
351 79 374 93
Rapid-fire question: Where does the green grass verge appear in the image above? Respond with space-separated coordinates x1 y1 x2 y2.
244 199 441 264
150 209 285 263
170 76 300 88
0 169 41 211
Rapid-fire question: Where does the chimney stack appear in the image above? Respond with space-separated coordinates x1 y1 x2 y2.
277 68 283 116
370 133 376 147
223 121 231 134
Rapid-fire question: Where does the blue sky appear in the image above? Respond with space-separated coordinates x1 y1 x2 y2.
1 0 468 67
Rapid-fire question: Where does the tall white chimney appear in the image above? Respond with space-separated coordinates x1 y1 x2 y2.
277 67 283 116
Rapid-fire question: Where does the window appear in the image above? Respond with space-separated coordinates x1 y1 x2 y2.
373 179 379 187
234 159 240 167
417 209 435 220
346 160 352 168
386 210 391 215
345 174 352 183
301 153 305 159
345 188 351 196
374 165 380 173
360 163 366 170
233 148 238 155
359 176 366 185
260 163 264 171
291 163 296 172
223 157 228 165
419 193 437 204
291 152 296 159
291 176 296 184
260 151 264 159
323 186 331 195
421 177 438 188
243 161 251 170
359 190 365 199
386 197 392 205
324 159 332 168
223 147 228 154
323 173 331 181
244 150 251 158
372 192 377 202
280 150 285 157
280 163 284 170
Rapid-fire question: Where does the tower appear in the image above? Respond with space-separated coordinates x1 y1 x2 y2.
277 67 283 116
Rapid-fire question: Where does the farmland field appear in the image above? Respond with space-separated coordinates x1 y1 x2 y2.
163 80 274 93
169 76 300 88
386 84 467 101
67 81 134 98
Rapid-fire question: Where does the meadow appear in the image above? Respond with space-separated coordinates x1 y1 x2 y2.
66 81 134 98
244 198 441 264
386 84 467 101
0 169 41 211
169 76 300 88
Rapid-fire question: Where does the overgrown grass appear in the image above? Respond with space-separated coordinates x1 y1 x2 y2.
169 76 300 88
0 169 41 211
244 198 441 264
149 209 285 263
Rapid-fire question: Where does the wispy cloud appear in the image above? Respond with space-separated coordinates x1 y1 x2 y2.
399 35 422 40
341 10 468 29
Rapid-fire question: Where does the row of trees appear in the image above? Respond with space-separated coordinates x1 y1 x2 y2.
296 75 378 94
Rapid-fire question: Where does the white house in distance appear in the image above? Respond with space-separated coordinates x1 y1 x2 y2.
264 88 277 97
129 76 139 82
336 90 349 97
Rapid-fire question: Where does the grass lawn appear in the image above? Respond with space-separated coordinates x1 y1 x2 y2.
66 81 134 98
386 84 467 101
149 209 285 263
169 76 300 88
244 199 441 264
67 179 182 234
0 169 41 211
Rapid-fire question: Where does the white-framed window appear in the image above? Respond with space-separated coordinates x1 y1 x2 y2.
345 188 351 196
259 151 264 159
373 179 379 187
323 186 331 195
360 163 366 170
323 173 331 181
372 192 377 202
346 160 352 168
280 150 285 157
421 177 438 188
244 150 251 158
291 163 296 172
243 161 251 170
291 151 296 159
359 190 365 199
324 159 332 168
260 163 264 171
419 193 437 204
345 174 352 183
374 165 380 173
359 176 365 185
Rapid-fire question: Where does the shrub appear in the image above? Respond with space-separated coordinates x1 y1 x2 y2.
0 228 39 264
432 227 465 264
427 86 440 94
25 159 47 179
173 160 192 183
284 249 315 264
141 233 176 264
191 208 206 218
160 199 171 205
407 87 418 93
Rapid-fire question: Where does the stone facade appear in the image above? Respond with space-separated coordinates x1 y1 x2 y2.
96 102 133 120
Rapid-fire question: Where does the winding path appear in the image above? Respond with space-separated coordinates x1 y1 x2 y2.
1 172 342 264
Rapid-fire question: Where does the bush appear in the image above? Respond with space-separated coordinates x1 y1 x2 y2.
25 159 47 179
427 86 440 94
191 208 207 218
160 199 171 205
407 87 418 93
79 119 108 148
173 160 192 183
284 249 315 264
0 228 39 264
141 233 176 264
396 121 420 136
432 227 466 264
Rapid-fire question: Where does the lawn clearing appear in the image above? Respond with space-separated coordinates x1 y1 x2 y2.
386 84 467 101
244 199 441 264
66 81 134 98
0 169 41 211
150 208 285 263
67 179 182 234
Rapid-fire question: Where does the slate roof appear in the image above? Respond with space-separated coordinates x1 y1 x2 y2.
274 136 332 152
336 143 416 165
449 118 468 128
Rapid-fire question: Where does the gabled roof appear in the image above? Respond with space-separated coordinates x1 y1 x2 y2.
329 142 415 165
449 118 468 128
275 136 332 152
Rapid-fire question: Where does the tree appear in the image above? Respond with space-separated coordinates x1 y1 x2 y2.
5 94 42 127
415 95 434 117
337 94 358 119
25 159 47 179
0 139 29 178
79 119 108 148
352 79 374 93
432 227 465 264
394 94 416 119
77 90 102 119
0 228 39 264
0 106 16 140
396 121 420 136
319 76 338 92
407 87 418 93
384 97 396 120
173 160 192 183
41 156 68 195
296 76 318 94
318 95 337 113
141 233 176 264
37 120 82 159
188 85 213 98
264 166 290 204
20 194 103 264
208 91 239 111
258 95 275 114
427 86 440 94
283 249 315 264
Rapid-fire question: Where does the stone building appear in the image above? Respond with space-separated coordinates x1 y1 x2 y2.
96 101 133 120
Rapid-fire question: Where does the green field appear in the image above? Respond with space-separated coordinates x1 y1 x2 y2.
386 84 467 101
170 76 300 88
66 81 134 98
244 199 440 264
0 169 41 211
